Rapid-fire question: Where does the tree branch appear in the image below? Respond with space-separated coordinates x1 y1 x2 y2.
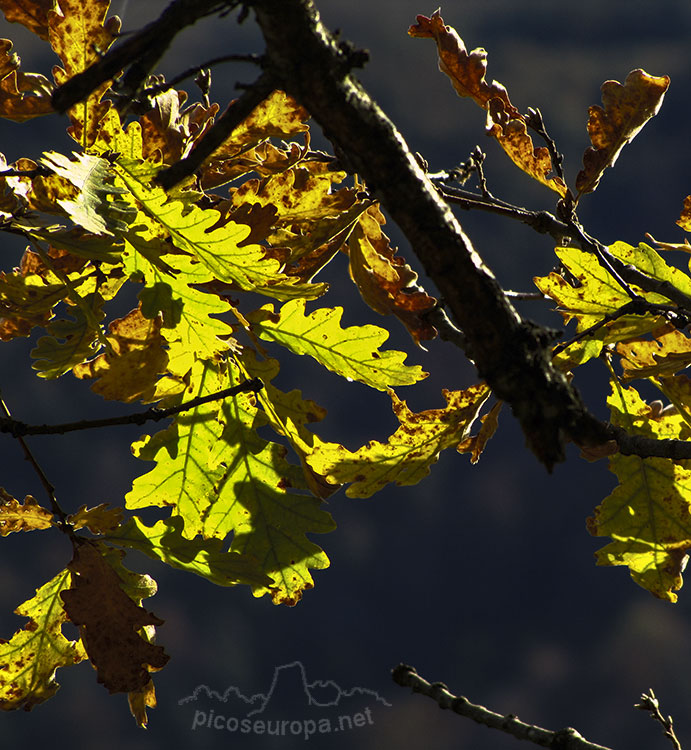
391 664 613 750
247 0 611 469
157 72 275 189
635 689 683 750
0 379 263 437
51 0 238 112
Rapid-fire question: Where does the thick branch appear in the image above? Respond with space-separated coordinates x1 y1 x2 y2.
249 0 609 468
392 664 613 750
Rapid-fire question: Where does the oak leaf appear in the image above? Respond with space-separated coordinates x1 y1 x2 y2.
0 569 87 710
0 489 53 534
0 0 53 40
576 69 670 196
408 11 519 116
677 195 691 233
73 306 168 402
486 99 567 197
0 39 54 121
60 541 169 694
347 204 437 344
67 503 123 534
587 381 691 601
248 298 427 391
307 384 491 498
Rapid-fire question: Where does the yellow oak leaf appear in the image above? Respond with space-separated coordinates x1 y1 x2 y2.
73 306 168 402
0 489 53 534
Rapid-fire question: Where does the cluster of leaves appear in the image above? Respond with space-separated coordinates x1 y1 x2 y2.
1 0 691 728
410 11 691 601
0 0 490 723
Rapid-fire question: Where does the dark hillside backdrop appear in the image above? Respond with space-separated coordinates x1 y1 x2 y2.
1 2 690 749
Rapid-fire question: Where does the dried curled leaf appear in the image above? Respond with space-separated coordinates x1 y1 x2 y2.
0 39 54 121
576 69 670 196
347 205 437 344
409 11 565 196
677 195 691 233
408 11 519 116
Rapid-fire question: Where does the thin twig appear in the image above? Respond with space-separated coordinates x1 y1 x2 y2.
391 664 612 750
526 107 566 183
141 53 263 98
0 393 71 530
635 689 683 750
0 378 263 437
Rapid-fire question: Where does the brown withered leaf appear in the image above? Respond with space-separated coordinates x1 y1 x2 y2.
140 86 219 163
347 204 437 344
0 39 54 122
408 10 520 117
0 0 53 40
576 69 670 196
67 504 123 534
677 196 691 232
60 541 169 694
72 306 168 402
0 489 53 535
486 99 568 197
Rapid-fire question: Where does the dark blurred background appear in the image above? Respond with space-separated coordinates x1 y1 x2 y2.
2 2 691 749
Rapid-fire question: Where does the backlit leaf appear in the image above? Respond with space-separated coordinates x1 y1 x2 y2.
72 306 168 402
576 69 670 196
0 569 86 710
534 243 680 340
248 298 427 391
617 324 691 382
409 11 565 195
347 204 437 344
0 39 53 121
486 98 568 197
677 195 691 232
0 0 53 40
586 380 691 601
105 516 272 588
408 11 519 116
0 489 53 534
67 504 123 534
48 0 120 148
307 384 491 498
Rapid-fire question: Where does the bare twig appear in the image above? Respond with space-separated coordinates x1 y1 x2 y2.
0 393 70 530
635 689 683 750
0 378 263 437
140 53 263 99
392 664 612 750
526 107 566 183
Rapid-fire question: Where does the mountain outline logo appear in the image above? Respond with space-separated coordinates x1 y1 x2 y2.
178 659 392 715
